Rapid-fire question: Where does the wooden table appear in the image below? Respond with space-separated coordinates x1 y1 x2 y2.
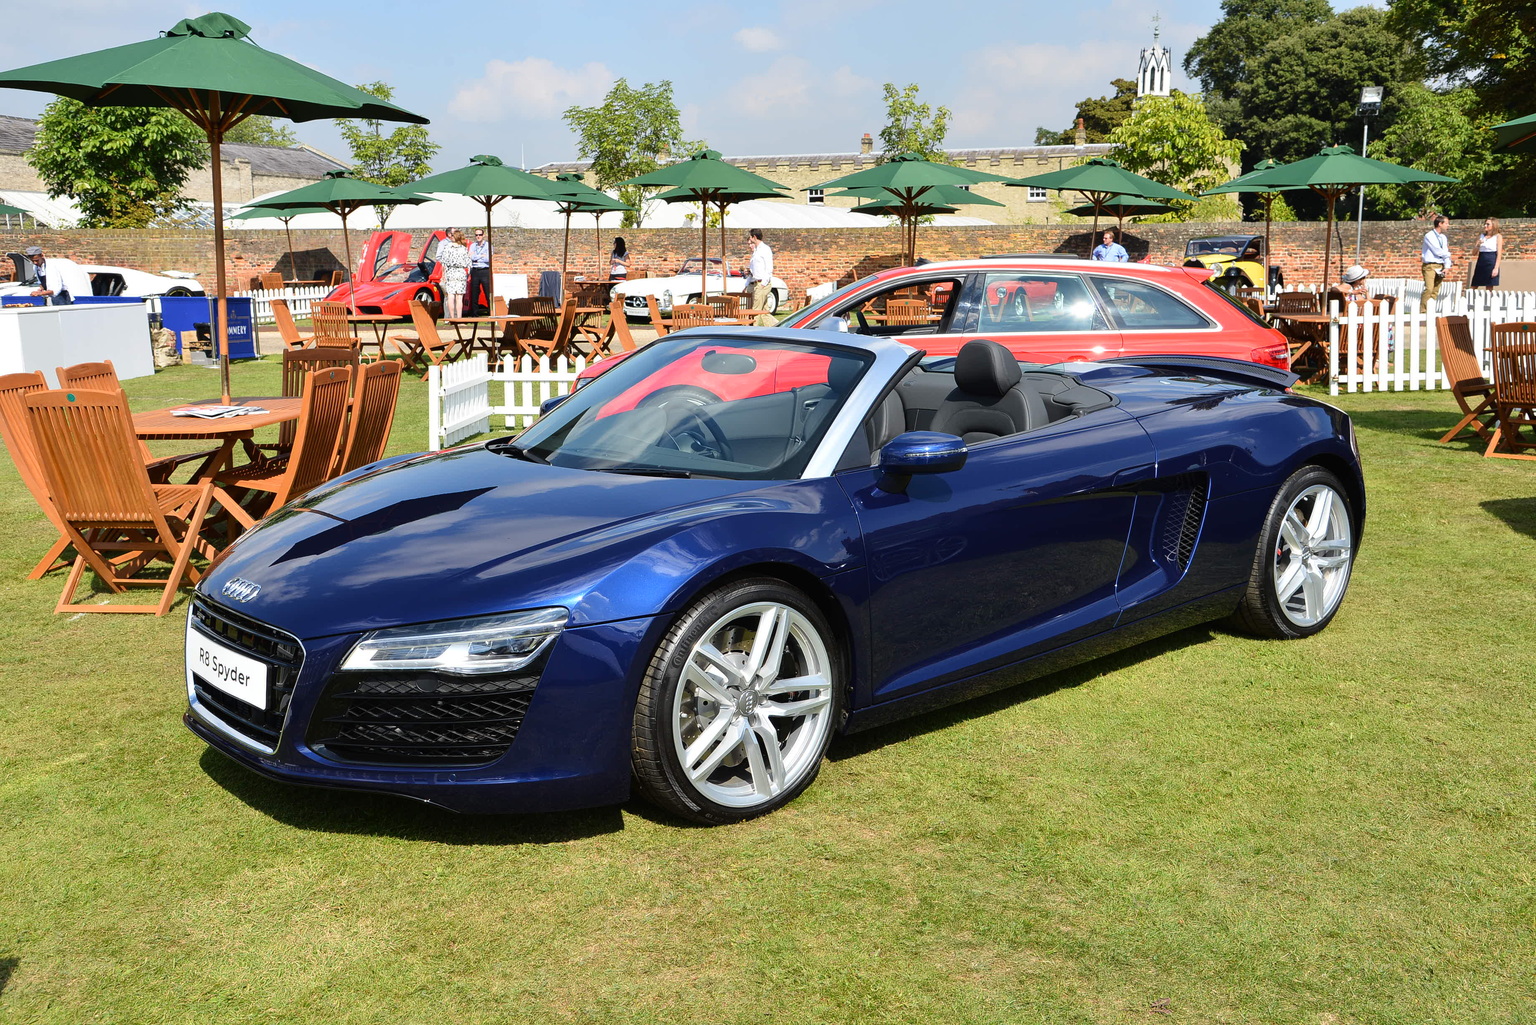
447 314 545 357
1271 311 1334 382
134 397 302 531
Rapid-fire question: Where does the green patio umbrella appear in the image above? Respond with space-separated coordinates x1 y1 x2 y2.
230 202 330 283
1064 193 1174 232
1201 159 1307 289
407 154 560 307
249 171 429 310
1240 145 1457 293
811 152 1016 265
619 150 789 299
1492 112 1536 152
0 11 426 402
0 201 27 218
543 172 632 286
1007 157 1197 252
833 182 1005 264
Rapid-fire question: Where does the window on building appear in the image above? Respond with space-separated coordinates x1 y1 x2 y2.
808 188 825 205
1027 187 1049 202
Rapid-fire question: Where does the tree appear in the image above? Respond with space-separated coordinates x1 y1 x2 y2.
1368 83 1519 217
336 81 438 226
878 83 952 161
1183 0 1333 99
1388 0 1536 119
564 79 686 229
221 115 297 148
1109 92 1244 219
1043 79 1139 144
28 97 204 227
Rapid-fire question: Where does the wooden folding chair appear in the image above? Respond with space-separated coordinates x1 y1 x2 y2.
25 388 220 615
645 294 670 337
311 301 360 348
335 360 402 477
55 360 222 483
260 271 284 291
1435 316 1495 444
1274 291 1320 315
241 346 359 467
270 298 314 350
391 300 468 378
577 295 640 361
0 372 76 578
217 366 354 527
1484 322 1536 460
523 296 579 359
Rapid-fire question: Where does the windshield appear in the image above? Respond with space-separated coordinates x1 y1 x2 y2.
678 257 728 277
1185 237 1253 258
513 335 874 480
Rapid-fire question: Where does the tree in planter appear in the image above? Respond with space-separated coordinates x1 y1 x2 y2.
336 81 438 226
28 97 204 227
564 79 687 228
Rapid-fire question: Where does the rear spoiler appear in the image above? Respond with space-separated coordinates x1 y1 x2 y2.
1104 353 1299 390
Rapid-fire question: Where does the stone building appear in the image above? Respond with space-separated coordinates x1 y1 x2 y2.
533 131 1116 226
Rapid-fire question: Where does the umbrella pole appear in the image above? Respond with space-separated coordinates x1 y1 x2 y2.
561 209 571 297
208 125 232 405
484 199 495 313
700 199 709 300
340 209 355 312
284 219 296 283
1321 188 1335 297
718 201 728 295
1263 193 1274 294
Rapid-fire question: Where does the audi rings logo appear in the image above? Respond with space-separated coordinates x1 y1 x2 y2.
221 578 261 603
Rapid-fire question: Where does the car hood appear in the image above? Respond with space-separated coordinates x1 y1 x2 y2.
201 445 775 637
614 274 738 297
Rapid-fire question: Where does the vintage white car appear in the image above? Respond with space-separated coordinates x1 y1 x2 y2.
612 256 789 320
2 252 204 299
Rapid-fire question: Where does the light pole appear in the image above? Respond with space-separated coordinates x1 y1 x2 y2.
1355 85 1384 262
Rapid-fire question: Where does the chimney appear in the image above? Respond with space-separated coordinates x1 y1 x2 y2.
860 133 873 155
1074 119 1086 148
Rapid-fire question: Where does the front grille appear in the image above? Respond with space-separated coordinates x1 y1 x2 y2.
308 666 545 767
1158 476 1209 571
189 599 303 750
623 295 646 310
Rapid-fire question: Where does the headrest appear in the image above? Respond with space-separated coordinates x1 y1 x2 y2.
954 339 1022 398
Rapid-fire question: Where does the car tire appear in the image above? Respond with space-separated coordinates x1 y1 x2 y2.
765 290 780 314
164 287 194 297
1230 466 1356 640
1268 265 1286 289
631 578 843 824
413 288 434 304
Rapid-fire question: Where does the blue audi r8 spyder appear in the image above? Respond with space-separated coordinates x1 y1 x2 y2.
185 329 1364 824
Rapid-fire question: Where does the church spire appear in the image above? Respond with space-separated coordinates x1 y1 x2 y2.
1138 14 1172 97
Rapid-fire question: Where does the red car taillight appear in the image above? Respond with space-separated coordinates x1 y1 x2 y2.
1251 342 1291 370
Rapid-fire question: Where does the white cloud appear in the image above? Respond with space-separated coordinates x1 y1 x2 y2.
830 66 876 98
448 58 612 122
952 41 1122 142
732 56 815 118
734 26 783 52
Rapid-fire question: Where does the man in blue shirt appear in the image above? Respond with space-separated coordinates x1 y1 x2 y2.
466 228 492 315
1092 229 1129 262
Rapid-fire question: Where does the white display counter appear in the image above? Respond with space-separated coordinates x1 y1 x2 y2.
0 302 156 385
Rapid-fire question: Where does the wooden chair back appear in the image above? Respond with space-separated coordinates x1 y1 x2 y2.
0 371 73 577
525 297 578 357
336 360 402 477
883 298 932 326
493 295 508 317
329 270 345 287
507 297 537 317
312 301 357 347
270 298 312 350
668 303 715 331
606 295 638 354
1274 291 1320 314
397 299 465 378
1485 323 1536 458
705 293 740 320
1435 315 1495 444
645 294 670 336
261 271 284 291
56 360 122 394
281 367 355 503
24 388 217 614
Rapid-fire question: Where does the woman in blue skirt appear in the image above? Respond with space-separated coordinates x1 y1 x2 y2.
1470 217 1502 288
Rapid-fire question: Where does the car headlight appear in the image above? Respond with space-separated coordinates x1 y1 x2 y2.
340 608 569 676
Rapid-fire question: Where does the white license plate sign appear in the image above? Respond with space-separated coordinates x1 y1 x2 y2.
187 625 269 709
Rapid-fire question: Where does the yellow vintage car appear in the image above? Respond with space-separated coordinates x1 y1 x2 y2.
1182 234 1282 289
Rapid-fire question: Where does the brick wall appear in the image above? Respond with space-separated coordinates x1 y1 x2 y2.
1 218 1525 297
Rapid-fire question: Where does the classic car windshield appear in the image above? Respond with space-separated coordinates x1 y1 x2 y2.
677 257 727 276
513 335 873 479
1185 237 1253 258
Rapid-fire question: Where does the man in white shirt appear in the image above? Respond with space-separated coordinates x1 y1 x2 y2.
744 228 774 325
1421 215 1452 300
26 245 91 304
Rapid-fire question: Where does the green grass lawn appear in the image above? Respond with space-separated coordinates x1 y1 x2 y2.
1 364 1532 1024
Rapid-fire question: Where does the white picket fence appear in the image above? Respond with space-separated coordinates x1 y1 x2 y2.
1322 290 1536 395
427 353 588 450
234 285 331 325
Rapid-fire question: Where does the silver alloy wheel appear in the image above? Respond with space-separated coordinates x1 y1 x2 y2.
670 600 836 809
1272 482 1354 627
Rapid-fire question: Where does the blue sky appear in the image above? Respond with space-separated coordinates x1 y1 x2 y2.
0 0 1229 170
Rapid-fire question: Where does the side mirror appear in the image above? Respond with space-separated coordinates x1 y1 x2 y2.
878 432 967 492
539 391 572 416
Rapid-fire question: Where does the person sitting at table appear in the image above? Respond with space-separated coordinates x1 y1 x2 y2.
1332 264 1372 305
609 237 628 280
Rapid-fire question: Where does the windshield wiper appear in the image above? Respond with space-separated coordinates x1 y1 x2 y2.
591 466 694 478
487 440 547 463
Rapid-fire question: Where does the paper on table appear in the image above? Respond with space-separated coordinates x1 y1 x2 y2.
170 405 269 418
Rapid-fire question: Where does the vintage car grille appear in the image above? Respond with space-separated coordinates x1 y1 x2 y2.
308 667 543 768
1158 476 1209 571
623 294 648 311
188 598 303 751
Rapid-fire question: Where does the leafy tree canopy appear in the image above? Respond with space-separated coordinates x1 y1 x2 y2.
878 83 952 162
28 97 204 227
1109 91 1244 219
336 81 439 226
564 79 686 229
1369 83 1523 217
1387 0 1536 118
1044 79 1139 144
1183 0 1334 99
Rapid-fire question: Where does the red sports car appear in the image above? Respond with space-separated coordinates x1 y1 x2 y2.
324 229 445 316
576 256 1292 385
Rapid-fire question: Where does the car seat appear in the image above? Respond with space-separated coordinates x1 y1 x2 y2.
929 339 1046 445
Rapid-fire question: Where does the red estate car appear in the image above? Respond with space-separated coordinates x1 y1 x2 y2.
781 256 1290 369
324 229 445 315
